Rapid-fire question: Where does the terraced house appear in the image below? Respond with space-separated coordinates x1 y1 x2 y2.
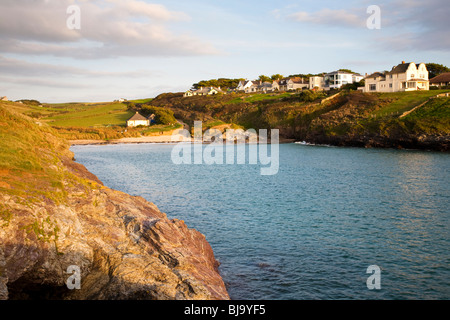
364 62 429 93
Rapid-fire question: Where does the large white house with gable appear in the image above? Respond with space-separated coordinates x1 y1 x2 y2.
364 61 429 93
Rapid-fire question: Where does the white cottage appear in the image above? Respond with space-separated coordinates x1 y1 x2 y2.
127 112 150 127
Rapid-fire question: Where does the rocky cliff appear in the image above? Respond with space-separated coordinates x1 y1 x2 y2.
0 104 229 300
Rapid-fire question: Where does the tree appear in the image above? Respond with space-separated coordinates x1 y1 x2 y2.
341 80 365 91
426 63 450 79
192 78 245 90
271 74 284 81
338 68 356 74
140 105 176 125
258 75 271 83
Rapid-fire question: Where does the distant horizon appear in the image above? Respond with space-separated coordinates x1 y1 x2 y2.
1 0 449 103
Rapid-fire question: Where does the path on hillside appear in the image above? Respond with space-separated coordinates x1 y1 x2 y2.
399 92 450 118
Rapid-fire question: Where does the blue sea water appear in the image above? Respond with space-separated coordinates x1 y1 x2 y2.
71 143 450 300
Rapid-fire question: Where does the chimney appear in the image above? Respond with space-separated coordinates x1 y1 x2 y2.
402 61 405 64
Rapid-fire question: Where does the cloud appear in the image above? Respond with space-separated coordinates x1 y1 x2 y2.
289 8 365 28
0 0 220 58
0 55 154 78
383 0 450 51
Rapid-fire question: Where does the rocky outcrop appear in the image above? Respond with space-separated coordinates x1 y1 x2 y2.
0 106 229 300
301 133 450 151
0 157 229 300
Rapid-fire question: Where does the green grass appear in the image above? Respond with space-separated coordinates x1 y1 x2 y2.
372 90 449 116
128 98 153 104
401 97 450 134
225 92 292 104
46 102 134 127
141 123 182 135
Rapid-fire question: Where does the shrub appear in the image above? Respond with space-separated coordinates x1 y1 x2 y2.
140 105 177 125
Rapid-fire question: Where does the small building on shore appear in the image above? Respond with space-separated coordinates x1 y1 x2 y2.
1 96 8 101
127 112 150 127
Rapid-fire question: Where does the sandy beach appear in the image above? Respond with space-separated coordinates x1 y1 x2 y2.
69 133 192 145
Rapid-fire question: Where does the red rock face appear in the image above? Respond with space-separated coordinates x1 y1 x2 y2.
0 157 229 300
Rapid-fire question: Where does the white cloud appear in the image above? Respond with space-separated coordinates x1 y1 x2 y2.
0 55 154 78
0 0 219 58
289 8 364 28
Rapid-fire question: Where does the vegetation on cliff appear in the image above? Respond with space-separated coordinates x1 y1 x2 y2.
146 89 450 150
7 86 449 150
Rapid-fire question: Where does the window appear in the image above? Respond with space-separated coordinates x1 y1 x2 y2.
369 84 376 91
389 83 393 88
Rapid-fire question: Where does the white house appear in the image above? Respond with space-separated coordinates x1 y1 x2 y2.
364 62 429 93
127 112 150 127
309 76 325 90
186 86 224 96
244 81 261 93
278 78 308 91
1 96 8 101
236 80 257 92
183 90 194 97
324 71 363 89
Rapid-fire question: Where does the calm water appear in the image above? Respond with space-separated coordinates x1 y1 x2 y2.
71 143 450 300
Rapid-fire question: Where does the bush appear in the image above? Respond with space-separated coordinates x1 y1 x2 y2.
296 90 326 102
140 105 177 125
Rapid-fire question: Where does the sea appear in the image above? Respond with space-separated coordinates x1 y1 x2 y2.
70 142 450 300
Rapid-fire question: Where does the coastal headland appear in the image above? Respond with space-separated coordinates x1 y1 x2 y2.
0 103 229 300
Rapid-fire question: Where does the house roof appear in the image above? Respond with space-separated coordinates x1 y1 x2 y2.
326 70 355 75
387 62 412 75
127 112 148 121
366 72 386 79
430 72 450 84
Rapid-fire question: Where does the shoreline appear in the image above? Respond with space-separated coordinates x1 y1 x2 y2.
69 136 297 146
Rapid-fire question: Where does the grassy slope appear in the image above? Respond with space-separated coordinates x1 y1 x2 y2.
0 101 96 210
44 102 134 127
6 100 182 140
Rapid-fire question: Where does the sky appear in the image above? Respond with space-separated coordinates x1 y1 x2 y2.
0 0 449 102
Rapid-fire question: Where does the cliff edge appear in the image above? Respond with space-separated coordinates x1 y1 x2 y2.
0 103 229 300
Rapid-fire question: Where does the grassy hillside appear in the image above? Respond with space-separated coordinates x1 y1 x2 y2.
0 101 92 207
2 100 181 140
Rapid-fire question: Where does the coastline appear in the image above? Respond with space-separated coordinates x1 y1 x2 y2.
69 136 296 146
0 105 230 300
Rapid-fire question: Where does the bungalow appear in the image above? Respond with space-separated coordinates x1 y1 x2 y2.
364 61 429 93
430 72 450 88
191 86 224 96
278 78 308 91
183 90 194 97
127 112 150 127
